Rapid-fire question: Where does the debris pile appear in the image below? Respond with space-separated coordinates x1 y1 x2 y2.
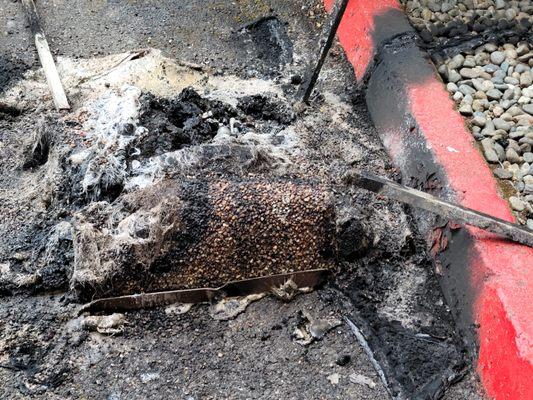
0 52 375 299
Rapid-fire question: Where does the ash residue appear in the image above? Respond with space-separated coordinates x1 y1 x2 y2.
237 94 295 124
337 234 467 398
238 16 294 75
135 88 238 157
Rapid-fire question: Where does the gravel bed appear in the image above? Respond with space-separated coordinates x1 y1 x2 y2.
437 41 533 228
400 0 533 42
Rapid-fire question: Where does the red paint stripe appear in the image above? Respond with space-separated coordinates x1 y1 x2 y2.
324 0 533 398
408 79 533 400
477 286 533 400
324 0 401 80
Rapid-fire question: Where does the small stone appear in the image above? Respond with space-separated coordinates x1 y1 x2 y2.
506 147 521 163
493 106 504 117
453 92 463 101
523 104 533 115
493 168 513 179
327 373 340 385
484 64 499 73
448 54 465 70
486 88 503 100
520 72 532 87
459 84 476 96
485 43 498 53
490 51 506 65
494 142 506 161
509 196 525 212
460 68 479 79
523 152 533 163
448 69 461 83
140 372 160 384
471 114 486 127
463 56 477 68
505 8 517 20
481 138 499 163
459 103 473 115
527 220 533 230
508 106 524 117
446 82 459 93
349 374 376 389
493 118 512 131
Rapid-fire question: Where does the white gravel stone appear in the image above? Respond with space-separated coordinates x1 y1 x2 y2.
523 153 533 163
506 148 521 163
523 104 533 115
490 51 506 65
509 196 526 212
481 138 499 163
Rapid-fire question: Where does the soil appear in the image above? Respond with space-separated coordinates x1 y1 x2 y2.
1 1 484 399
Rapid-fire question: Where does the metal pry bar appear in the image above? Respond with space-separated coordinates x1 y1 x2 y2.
80 269 330 313
344 171 533 248
21 0 70 110
299 0 349 104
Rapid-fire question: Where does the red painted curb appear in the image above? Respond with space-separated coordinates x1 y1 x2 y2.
323 1 533 399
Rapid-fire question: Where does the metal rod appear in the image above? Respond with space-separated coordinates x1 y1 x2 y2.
344 171 533 248
299 0 350 104
80 269 330 313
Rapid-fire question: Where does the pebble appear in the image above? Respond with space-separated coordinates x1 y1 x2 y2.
523 153 533 163
471 114 486 127
494 168 513 179
493 118 511 131
458 84 475 96
491 51 506 65
506 148 521 163
486 89 503 100
509 196 526 212
460 68 479 79
523 104 533 115
481 138 499 163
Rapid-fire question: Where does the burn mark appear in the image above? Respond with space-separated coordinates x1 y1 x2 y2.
238 16 293 75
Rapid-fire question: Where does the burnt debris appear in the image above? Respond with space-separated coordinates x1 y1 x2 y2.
71 178 338 300
136 88 238 157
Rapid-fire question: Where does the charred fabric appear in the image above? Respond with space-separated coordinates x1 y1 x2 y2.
2 87 371 301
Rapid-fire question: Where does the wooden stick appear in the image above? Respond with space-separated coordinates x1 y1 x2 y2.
299 0 349 104
21 0 70 110
344 171 533 248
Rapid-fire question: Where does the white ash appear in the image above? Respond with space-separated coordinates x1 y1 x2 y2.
439 41 533 226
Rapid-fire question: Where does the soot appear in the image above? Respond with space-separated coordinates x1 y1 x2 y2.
135 88 238 157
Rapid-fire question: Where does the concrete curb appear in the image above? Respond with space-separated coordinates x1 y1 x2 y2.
322 1 533 399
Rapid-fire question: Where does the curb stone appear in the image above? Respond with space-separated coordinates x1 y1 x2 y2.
322 1 533 399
